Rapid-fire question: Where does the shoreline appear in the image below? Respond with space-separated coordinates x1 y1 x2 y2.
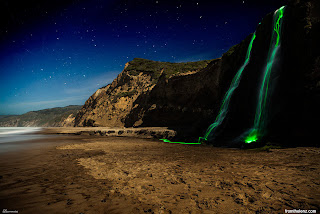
0 133 319 213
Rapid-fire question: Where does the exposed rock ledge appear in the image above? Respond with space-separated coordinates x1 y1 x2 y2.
41 127 176 140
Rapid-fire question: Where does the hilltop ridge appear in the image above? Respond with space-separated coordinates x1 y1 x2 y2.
0 105 81 127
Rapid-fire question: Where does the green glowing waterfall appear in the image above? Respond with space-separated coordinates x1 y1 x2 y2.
244 6 285 144
160 33 256 145
160 6 285 145
198 32 257 144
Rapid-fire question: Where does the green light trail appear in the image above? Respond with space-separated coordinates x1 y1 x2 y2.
159 139 201 145
244 6 285 144
198 32 257 144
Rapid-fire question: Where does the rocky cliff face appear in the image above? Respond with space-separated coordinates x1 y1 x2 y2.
74 59 213 127
0 105 81 127
76 0 319 146
75 34 253 141
124 37 254 142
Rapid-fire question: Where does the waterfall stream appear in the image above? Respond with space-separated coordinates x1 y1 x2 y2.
244 6 285 144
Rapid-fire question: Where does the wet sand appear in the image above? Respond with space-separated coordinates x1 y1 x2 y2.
0 135 319 213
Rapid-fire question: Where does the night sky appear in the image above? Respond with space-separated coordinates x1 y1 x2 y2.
0 0 286 115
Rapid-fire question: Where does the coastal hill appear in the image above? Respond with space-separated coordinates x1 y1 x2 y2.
0 105 81 127
75 0 320 146
75 37 253 142
74 32 256 139
74 58 215 128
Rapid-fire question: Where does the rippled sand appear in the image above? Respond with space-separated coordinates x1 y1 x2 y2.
0 135 319 213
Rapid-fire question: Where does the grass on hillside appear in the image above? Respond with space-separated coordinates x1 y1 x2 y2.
125 58 213 79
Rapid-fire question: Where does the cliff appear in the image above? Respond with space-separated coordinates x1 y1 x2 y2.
74 59 213 127
76 0 319 146
0 105 81 127
75 34 253 141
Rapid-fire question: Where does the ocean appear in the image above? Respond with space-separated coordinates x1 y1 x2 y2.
0 127 46 153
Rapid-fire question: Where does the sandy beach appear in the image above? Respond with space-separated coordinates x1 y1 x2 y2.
0 133 319 213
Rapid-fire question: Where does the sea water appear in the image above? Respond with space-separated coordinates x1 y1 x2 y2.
0 127 47 153
0 127 43 144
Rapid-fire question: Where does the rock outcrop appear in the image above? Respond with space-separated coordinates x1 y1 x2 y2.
74 59 213 128
43 127 176 140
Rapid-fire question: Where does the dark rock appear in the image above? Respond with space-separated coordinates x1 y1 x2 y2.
67 199 73 205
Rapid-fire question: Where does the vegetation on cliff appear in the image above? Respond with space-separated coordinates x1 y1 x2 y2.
126 58 214 79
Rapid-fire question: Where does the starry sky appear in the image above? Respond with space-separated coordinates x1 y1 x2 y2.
0 0 286 115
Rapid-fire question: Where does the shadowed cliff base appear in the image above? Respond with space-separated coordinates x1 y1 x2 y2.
41 127 176 140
